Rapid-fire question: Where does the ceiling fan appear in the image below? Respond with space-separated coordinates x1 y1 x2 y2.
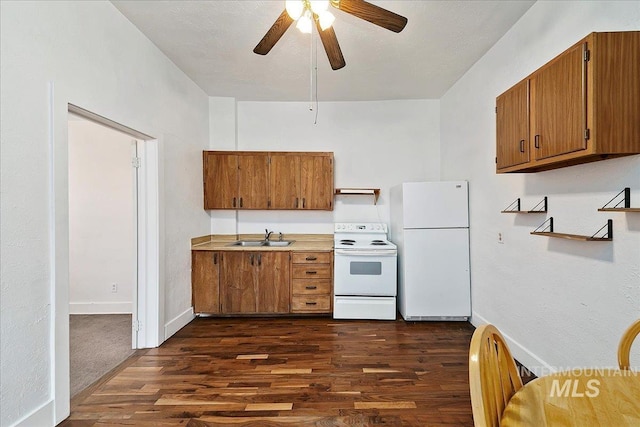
253 0 408 70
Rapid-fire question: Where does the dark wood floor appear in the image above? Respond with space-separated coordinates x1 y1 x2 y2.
61 317 476 426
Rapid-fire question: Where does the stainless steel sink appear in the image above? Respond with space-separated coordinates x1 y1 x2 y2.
226 240 295 247
227 240 265 247
262 240 295 247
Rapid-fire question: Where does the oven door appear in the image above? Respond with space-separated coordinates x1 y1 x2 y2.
334 249 397 296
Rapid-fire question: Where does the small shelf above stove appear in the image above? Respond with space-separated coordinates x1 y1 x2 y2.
334 188 380 205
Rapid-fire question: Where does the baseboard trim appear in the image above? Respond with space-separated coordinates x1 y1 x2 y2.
69 302 132 314
471 311 553 377
11 399 53 427
164 307 195 340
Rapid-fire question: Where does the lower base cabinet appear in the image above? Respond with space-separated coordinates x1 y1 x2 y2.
291 252 333 314
192 250 333 315
220 251 290 314
191 251 220 314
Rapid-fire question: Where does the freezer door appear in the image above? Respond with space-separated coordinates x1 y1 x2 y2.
402 181 468 229
401 228 470 318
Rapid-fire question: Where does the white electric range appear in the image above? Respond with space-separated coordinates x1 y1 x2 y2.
333 223 398 320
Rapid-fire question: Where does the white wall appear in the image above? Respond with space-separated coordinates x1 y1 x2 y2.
440 1 640 374
68 120 135 314
0 1 209 425
209 99 440 235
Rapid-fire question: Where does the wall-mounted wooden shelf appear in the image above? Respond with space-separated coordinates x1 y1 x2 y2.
530 217 613 241
334 188 380 205
501 197 548 213
598 188 640 212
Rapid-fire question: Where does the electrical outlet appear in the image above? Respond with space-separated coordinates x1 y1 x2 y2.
111 283 118 293
497 232 504 244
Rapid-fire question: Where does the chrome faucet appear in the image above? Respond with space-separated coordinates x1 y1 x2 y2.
264 229 273 241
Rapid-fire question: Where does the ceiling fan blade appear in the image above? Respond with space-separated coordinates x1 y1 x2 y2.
253 9 294 55
335 0 407 33
315 19 346 70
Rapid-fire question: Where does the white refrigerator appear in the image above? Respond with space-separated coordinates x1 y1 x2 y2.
390 181 471 321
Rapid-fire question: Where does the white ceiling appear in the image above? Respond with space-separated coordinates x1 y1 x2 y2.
112 0 535 101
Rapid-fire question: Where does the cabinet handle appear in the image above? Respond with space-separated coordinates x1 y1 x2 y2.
295 198 299 208
240 197 243 208
305 256 317 261
232 197 236 207
302 198 306 208
213 253 217 264
249 254 254 265
306 271 317 275
257 254 262 266
305 302 317 306
519 140 525 153
305 285 317 290
534 134 540 149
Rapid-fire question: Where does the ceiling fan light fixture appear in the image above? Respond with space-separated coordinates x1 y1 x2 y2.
309 0 330 14
318 10 335 31
285 0 304 20
296 10 313 34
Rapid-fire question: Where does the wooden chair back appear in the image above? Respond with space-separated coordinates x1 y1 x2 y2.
618 319 640 370
469 324 523 427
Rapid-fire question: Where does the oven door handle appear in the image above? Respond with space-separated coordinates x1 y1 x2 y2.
334 249 397 256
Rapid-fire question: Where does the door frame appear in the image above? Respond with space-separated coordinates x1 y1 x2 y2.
53 100 162 424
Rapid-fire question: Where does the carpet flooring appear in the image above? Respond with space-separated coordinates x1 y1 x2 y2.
69 314 135 397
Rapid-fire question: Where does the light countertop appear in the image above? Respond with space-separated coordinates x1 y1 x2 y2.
191 234 334 252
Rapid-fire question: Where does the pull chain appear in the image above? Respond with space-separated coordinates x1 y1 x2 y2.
309 21 313 111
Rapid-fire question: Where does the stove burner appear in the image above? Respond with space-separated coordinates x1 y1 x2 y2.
340 239 356 243
372 240 384 243
341 242 354 246
371 242 388 245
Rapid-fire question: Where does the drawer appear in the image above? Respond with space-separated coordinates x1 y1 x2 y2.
292 264 332 279
291 295 331 312
292 279 332 295
292 252 332 264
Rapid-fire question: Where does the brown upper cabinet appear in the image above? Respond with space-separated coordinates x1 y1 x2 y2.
204 151 334 210
496 31 640 173
203 152 269 209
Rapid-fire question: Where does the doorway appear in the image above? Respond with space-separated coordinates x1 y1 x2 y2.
67 114 138 395
55 103 162 420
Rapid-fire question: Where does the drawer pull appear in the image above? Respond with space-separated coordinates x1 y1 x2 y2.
305 286 317 290
305 302 317 306
305 271 317 275
305 256 317 261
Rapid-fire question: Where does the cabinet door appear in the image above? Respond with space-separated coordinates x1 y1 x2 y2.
256 252 290 313
531 42 586 160
192 251 220 313
220 252 257 313
203 152 238 209
238 154 269 209
300 155 333 210
269 154 301 209
496 80 529 169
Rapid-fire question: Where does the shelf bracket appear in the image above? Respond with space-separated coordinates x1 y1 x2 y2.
591 219 613 240
599 187 631 210
501 198 521 213
528 196 548 213
533 217 553 233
